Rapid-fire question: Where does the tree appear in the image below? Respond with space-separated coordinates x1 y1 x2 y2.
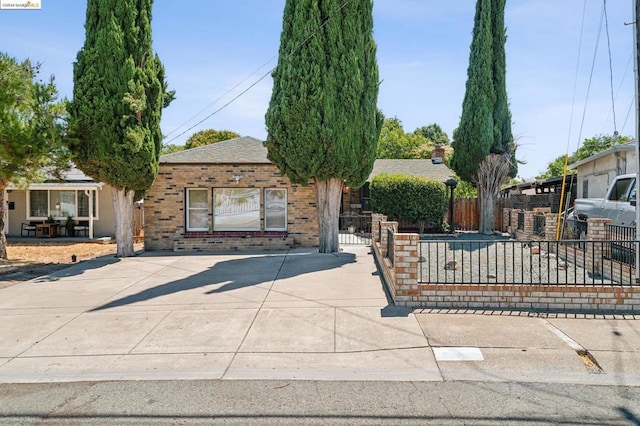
265 0 382 253
70 0 173 257
377 117 432 159
0 53 68 259
451 0 514 234
414 123 450 145
538 134 630 178
184 129 240 149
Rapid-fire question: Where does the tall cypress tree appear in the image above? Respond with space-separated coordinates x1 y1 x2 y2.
451 0 514 233
266 0 382 253
70 0 173 257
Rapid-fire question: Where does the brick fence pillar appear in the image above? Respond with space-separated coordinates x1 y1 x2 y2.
503 208 511 233
393 233 420 288
371 213 387 242
379 221 398 257
587 217 611 276
523 211 535 239
545 213 557 241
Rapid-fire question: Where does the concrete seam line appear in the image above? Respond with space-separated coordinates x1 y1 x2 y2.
543 320 584 352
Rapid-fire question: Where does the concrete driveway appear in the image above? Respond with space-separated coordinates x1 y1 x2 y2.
0 246 639 385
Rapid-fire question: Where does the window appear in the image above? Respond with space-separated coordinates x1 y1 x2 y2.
609 177 634 201
265 188 287 231
582 179 589 198
186 188 209 231
28 189 98 220
214 188 260 231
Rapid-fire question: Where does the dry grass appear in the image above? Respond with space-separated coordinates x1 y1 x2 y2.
0 240 140 287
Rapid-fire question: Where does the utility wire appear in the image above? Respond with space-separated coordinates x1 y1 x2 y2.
163 0 353 145
603 0 618 134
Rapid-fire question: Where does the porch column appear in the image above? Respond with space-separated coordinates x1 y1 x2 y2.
86 189 94 239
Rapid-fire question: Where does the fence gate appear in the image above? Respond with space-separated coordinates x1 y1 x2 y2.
339 214 372 245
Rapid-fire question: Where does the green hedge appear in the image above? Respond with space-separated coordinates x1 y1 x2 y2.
370 173 448 232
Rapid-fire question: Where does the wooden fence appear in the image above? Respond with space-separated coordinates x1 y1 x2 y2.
450 194 562 232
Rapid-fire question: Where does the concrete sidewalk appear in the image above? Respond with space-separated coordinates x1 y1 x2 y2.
0 246 639 385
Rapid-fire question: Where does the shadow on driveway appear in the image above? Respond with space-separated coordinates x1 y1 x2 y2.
91 251 356 311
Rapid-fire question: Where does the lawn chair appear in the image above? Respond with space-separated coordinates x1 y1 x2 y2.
74 220 89 237
21 222 38 237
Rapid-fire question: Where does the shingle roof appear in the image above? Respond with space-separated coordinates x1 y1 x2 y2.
367 159 456 183
160 136 456 182
160 136 270 164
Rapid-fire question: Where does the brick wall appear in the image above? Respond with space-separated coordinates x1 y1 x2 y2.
145 163 319 251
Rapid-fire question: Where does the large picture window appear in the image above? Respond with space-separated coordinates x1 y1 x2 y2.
265 188 287 231
186 188 209 231
28 189 98 220
214 188 260 231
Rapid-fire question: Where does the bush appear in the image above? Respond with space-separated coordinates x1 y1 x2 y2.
370 173 448 232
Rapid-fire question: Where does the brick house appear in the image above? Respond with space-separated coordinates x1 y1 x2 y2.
144 136 319 252
144 137 457 252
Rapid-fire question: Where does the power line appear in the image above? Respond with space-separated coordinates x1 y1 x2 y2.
163 0 353 145
603 0 618 134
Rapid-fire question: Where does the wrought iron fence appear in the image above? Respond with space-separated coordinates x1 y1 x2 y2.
418 238 637 285
607 225 636 267
533 214 545 236
387 228 395 265
338 214 372 245
517 212 525 230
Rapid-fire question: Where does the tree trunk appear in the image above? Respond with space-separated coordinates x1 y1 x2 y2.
316 178 343 253
478 187 495 235
0 180 7 260
113 188 135 257
476 153 512 235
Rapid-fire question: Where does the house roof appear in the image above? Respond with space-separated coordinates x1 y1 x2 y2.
159 136 456 182
568 140 637 169
367 159 455 183
160 136 270 164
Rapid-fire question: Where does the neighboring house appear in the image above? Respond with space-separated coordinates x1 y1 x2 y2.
145 137 457 252
4 165 117 239
569 141 637 199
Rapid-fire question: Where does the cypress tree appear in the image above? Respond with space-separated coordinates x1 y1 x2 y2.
70 0 173 257
266 0 382 253
451 0 514 233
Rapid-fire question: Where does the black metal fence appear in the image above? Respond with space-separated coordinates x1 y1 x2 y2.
533 214 546 236
517 212 525 230
338 214 372 245
607 225 636 267
387 228 395 265
418 238 637 285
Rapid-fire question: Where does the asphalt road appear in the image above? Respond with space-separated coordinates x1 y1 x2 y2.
1 380 639 425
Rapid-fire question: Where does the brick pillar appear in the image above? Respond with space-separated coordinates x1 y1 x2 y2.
510 209 521 237
587 218 611 276
393 233 420 288
379 221 398 257
503 208 511 233
371 214 387 242
545 213 557 241
523 211 535 239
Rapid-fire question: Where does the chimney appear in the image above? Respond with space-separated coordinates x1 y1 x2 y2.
431 144 445 164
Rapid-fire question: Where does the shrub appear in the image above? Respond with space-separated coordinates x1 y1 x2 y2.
370 173 449 232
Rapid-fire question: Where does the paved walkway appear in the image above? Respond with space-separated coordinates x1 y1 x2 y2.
0 246 639 385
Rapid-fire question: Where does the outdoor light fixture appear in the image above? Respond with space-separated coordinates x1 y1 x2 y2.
232 174 243 183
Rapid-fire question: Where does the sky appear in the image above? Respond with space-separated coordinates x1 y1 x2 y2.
0 1 636 180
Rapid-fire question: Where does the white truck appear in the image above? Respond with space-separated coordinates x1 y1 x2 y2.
571 173 637 228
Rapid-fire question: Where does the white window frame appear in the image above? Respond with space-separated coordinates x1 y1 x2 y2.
186 188 210 232
26 189 99 221
264 188 287 231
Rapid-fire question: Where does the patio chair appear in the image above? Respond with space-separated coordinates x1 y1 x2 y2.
74 220 89 237
21 222 37 237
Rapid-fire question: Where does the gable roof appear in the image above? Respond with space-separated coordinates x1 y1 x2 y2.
160 136 269 164
367 159 455 183
159 136 456 182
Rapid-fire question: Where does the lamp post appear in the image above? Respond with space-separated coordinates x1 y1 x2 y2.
445 178 457 233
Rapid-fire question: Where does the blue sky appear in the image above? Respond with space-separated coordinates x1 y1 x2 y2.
0 1 636 179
